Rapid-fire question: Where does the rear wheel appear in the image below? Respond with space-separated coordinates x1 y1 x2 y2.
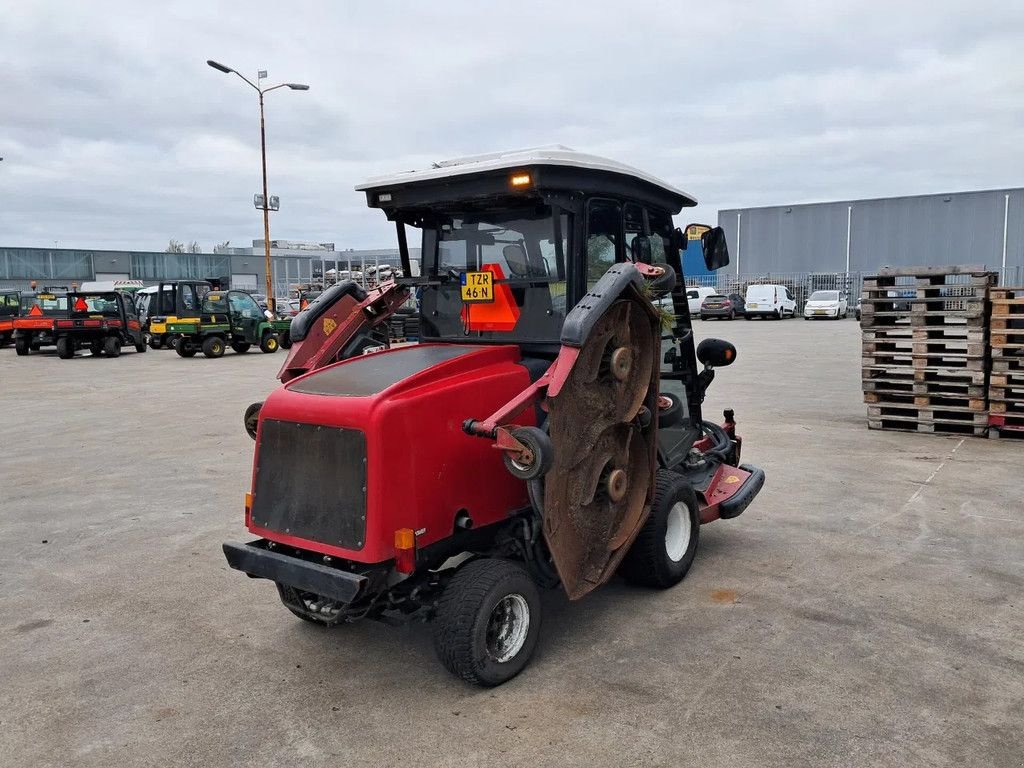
260 332 279 354
56 336 74 359
0 333 10 348
90 339 103 355
619 469 700 589
202 336 226 358
15 337 29 355
103 336 121 358
432 559 541 687
231 341 251 354
176 338 196 358
135 337 147 353
148 335 163 349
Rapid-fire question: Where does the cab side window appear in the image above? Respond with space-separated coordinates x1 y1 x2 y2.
586 199 621 289
229 292 261 318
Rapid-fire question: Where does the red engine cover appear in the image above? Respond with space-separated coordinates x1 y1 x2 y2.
248 343 534 563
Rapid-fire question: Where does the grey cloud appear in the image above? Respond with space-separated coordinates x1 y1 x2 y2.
1 0 1022 250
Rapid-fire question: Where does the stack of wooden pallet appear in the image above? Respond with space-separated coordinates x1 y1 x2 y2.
861 265 997 437
988 287 1024 439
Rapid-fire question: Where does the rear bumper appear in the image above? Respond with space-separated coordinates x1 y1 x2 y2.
700 308 735 317
223 539 368 604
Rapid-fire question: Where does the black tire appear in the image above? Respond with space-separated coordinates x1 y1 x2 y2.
0 333 10 348
279 330 292 349
502 426 553 481
618 469 700 589
103 336 121 358
15 337 29 355
744 315 752 321
202 336 226 358
657 393 684 428
243 401 262 440
90 340 103 355
176 338 196 358
432 559 542 687
231 341 251 354
30 342 41 351
148 335 163 350
260 332 279 354
135 338 147 353
56 336 74 359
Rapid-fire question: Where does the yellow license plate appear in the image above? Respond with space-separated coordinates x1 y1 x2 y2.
460 271 494 303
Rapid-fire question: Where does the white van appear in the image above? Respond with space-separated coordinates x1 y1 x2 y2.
685 286 717 315
744 284 796 319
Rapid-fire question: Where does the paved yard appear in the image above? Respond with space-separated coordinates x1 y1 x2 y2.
1 318 1021 767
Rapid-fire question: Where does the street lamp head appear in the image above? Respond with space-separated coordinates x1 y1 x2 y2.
286 83 310 91
207 59 233 74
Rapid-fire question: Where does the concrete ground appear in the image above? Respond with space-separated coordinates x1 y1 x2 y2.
1 319 1021 768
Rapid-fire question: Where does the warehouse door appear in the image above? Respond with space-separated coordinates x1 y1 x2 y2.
95 272 130 281
231 273 258 291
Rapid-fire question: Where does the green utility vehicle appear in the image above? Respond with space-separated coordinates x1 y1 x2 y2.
171 289 289 358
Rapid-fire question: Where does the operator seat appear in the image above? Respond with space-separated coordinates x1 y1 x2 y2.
502 243 553 318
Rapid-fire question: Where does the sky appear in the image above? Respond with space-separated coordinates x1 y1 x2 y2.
1 0 1023 252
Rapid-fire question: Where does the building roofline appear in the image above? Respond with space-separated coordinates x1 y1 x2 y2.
718 186 1024 215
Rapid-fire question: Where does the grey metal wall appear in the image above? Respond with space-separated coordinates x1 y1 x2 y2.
719 188 1024 278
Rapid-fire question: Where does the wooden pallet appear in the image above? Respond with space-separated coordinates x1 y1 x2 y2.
868 418 988 438
862 326 986 343
862 365 987 386
862 378 987 399
863 390 987 410
861 353 985 371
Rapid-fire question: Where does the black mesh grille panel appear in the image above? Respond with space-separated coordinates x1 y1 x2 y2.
251 419 367 549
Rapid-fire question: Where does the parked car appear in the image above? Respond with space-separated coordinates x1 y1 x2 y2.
700 293 745 320
803 290 848 320
686 286 717 315
855 296 862 320
744 284 796 319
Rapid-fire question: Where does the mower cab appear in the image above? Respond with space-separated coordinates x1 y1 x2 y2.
13 288 69 356
172 289 284 359
140 280 212 349
223 147 764 686
53 291 147 359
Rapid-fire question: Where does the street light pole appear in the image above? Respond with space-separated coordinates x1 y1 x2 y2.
206 59 309 313
258 90 272 311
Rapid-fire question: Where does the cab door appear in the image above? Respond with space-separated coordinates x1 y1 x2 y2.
228 291 263 341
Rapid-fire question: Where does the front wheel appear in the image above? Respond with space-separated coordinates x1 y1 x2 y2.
15 337 29 355
279 330 292 349
90 340 103 356
243 401 263 440
231 341 251 354
432 559 542 687
148 335 163 350
618 469 700 589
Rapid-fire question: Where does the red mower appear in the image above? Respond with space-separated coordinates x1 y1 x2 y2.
224 147 765 686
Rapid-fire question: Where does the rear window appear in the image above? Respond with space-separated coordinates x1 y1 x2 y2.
21 294 68 312
71 293 120 316
746 285 776 300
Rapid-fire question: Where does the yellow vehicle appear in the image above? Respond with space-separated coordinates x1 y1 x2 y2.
135 280 212 348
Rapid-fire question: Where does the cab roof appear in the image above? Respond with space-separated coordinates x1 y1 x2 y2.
356 146 697 214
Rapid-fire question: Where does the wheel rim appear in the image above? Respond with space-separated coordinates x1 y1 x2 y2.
485 594 530 663
665 502 691 562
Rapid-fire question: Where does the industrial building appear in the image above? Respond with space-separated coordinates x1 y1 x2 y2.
718 187 1024 284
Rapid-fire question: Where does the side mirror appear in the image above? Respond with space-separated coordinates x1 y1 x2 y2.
630 235 652 263
696 338 737 368
701 226 730 271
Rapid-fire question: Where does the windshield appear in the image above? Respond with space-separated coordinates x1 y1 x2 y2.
21 294 68 313
202 293 229 313
420 207 569 344
809 291 839 301
71 293 120 316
